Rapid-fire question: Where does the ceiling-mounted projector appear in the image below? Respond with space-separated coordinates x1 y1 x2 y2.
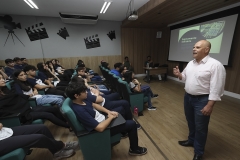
128 11 138 20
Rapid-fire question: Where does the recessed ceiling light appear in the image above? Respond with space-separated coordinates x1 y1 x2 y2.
100 1 112 14
24 0 39 9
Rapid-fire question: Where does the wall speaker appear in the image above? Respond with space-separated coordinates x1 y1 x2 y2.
156 31 162 38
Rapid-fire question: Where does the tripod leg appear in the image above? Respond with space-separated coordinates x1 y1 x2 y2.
4 33 10 46
13 33 25 47
11 33 15 45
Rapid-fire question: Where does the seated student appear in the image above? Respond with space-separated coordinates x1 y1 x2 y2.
144 56 153 67
123 71 158 111
37 62 60 82
23 65 67 98
0 123 76 159
0 66 9 79
70 76 141 131
65 83 147 156
37 62 67 86
101 61 110 70
12 70 64 107
71 76 120 102
13 57 24 70
0 73 69 128
21 58 28 67
54 59 65 74
111 62 124 78
4 59 15 78
123 56 134 72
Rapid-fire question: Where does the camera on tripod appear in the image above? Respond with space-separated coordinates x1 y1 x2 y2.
0 15 24 46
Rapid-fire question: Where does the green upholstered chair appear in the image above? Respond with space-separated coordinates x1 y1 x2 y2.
117 78 148 114
61 98 121 160
4 81 44 125
0 115 29 160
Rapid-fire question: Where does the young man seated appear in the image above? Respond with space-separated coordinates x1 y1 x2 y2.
4 59 15 78
111 62 124 78
13 57 24 70
65 83 147 156
23 65 67 98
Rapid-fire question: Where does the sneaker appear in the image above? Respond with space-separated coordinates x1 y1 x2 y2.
54 149 74 160
121 132 128 139
148 106 157 110
64 141 79 150
152 94 158 98
136 123 141 130
129 146 148 156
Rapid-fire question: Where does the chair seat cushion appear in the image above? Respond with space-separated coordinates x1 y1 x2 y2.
32 119 44 124
0 148 27 160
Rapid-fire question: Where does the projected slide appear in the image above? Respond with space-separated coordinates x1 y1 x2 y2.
168 14 238 65
178 21 225 53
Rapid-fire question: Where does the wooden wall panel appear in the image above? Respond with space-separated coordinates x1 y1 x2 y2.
0 55 121 75
121 18 240 94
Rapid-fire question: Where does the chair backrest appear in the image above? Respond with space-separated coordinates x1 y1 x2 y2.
117 79 131 103
5 80 14 90
112 75 121 95
61 98 88 136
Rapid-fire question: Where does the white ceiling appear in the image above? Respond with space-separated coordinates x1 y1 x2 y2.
0 0 149 21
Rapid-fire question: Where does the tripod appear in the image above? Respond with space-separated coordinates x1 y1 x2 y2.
4 30 25 47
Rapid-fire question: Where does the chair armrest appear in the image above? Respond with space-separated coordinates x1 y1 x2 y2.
0 113 21 127
38 89 46 95
29 97 37 107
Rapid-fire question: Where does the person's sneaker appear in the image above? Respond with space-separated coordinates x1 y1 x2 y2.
136 123 141 130
121 132 128 139
152 94 158 98
148 106 157 110
54 149 74 160
64 141 79 150
129 146 148 156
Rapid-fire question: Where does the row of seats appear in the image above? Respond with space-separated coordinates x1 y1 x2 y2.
0 68 122 160
99 65 148 115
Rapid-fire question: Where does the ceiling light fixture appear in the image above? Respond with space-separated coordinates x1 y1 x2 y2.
24 0 34 8
100 1 111 14
24 0 39 9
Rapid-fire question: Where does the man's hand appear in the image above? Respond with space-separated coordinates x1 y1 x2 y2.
201 105 214 116
33 90 38 95
108 113 117 119
49 84 55 88
173 66 181 77
109 111 118 117
0 123 3 130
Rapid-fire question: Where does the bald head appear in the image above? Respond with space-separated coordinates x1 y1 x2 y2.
193 40 212 62
198 40 211 50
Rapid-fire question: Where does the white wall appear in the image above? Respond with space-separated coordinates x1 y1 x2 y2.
0 15 121 59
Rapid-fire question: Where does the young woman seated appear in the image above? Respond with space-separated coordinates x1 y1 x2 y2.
37 62 69 87
123 71 158 110
12 70 64 107
0 72 69 129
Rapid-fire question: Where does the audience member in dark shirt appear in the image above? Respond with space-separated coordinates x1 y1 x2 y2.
4 59 15 78
23 65 67 98
110 62 124 78
13 57 24 70
65 83 147 156
21 58 28 67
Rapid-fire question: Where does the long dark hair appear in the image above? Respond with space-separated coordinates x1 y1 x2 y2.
123 71 133 84
37 62 53 78
12 70 32 92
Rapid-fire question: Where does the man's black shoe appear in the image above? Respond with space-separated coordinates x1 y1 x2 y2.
178 140 193 147
193 154 202 160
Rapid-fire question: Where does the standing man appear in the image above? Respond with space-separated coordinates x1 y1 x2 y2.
173 40 226 160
